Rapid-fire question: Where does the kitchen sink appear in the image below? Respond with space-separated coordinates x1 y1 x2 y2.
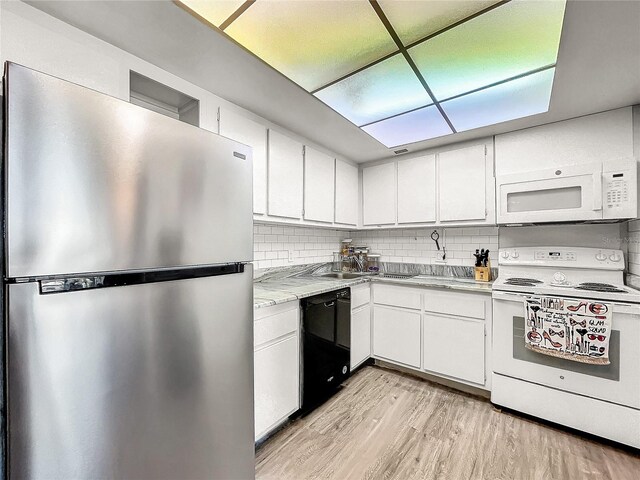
319 272 372 279
378 273 418 279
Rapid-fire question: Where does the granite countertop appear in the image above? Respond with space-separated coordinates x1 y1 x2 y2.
254 264 493 309
254 276 368 309
371 275 493 294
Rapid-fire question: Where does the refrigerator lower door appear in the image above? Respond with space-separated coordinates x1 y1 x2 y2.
7 268 254 480
5 63 253 278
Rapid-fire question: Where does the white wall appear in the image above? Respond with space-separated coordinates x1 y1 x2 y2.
350 227 498 267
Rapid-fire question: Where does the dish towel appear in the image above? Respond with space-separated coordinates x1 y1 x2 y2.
524 296 612 365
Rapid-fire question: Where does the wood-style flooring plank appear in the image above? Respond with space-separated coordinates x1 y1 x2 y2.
255 366 640 480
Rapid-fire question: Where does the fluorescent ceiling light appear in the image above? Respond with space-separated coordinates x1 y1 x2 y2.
314 53 432 126
177 0 566 149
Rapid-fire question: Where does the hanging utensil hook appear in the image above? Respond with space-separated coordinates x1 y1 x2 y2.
430 230 440 250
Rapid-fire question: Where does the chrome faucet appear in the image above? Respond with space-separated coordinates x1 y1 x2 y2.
351 253 366 273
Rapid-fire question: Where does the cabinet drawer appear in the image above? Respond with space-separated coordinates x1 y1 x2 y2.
423 313 485 385
351 284 371 309
423 291 486 319
372 305 421 368
374 284 421 310
254 303 298 347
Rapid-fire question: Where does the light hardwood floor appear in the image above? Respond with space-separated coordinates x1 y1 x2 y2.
256 366 640 480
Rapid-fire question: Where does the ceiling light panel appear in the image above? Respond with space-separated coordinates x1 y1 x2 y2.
178 0 247 27
408 0 566 101
314 54 433 126
441 67 556 132
223 1 398 91
378 0 501 45
362 106 452 148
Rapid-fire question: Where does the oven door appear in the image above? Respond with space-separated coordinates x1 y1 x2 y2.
492 291 640 408
497 164 602 224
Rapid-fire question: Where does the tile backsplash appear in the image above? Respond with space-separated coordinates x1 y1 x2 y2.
350 227 498 267
253 223 498 270
628 220 640 276
253 222 640 274
253 223 344 269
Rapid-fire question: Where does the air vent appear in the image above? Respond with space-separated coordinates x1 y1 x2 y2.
393 148 409 155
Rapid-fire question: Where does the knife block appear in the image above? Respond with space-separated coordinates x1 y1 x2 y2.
474 266 491 282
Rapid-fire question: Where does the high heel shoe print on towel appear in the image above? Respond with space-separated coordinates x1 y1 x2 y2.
525 296 612 365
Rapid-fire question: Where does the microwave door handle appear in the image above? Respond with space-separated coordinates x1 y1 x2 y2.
592 172 603 211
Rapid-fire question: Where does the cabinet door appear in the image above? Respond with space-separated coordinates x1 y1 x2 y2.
423 314 485 385
372 305 421 368
304 146 335 223
363 162 396 225
351 304 371 369
397 154 436 224
219 108 267 214
268 130 304 219
335 160 358 226
438 145 486 222
254 335 299 440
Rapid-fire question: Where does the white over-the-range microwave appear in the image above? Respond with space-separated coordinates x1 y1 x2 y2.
496 159 638 224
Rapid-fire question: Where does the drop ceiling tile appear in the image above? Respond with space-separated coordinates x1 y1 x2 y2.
378 0 501 45
178 0 247 27
362 105 452 148
224 1 398 92
314 54 432 126
408 0 566 100
442 68 555 132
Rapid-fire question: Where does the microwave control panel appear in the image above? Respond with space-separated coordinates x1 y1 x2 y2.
602 164 637 219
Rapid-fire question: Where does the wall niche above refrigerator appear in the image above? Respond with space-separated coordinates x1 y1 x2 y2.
130 70 200 126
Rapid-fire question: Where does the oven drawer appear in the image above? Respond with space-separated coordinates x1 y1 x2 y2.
492 294 640 408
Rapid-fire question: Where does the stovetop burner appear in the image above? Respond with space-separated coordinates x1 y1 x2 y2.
505 277 543 284
575 283 627 293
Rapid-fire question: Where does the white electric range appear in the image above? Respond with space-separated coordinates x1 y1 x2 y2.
491 246 640 448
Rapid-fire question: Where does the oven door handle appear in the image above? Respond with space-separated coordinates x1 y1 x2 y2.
492 291 530 302
592 172 603 211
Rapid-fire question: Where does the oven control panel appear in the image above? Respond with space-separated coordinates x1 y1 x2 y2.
499 247 624 270
602 161 637 219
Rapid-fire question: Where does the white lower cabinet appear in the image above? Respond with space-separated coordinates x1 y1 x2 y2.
351 304 371 369
254 302 300 441
372 283 491 389
373 305 421 368
422 314 485 385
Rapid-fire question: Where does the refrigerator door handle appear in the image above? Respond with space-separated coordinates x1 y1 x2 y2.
39 263 246 294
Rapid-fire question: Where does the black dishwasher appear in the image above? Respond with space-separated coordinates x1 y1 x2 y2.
301 288 350 412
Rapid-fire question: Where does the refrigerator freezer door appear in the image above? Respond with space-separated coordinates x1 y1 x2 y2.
7 268 255 480
5 63 253 278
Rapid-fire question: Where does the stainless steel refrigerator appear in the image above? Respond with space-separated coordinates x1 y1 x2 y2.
3 62 255 479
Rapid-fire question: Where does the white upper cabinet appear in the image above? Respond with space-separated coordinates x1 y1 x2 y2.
363 162 397 226
495 108 634 176
218 108 268 215
397 154 436 224
335 160 359 226
268 130 304 219
438 144 490 223
303 146 335 223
